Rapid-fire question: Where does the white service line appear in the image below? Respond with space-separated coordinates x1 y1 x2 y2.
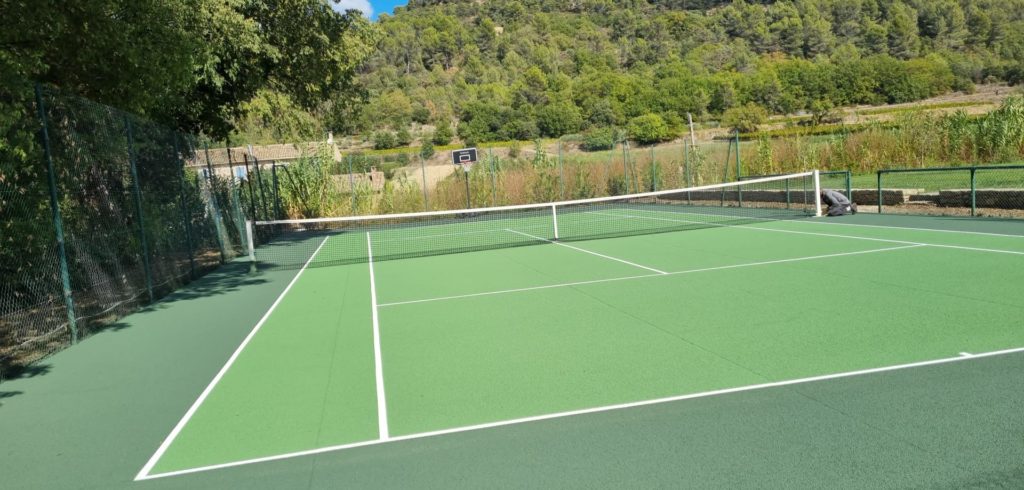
505 228 667 274
135 236 332 481
136 345 1024 481
378 244 922 307
366 233 390 440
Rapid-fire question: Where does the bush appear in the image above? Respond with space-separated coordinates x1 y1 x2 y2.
508 140 521 158
373 131 397 150
627 114 672 144
721 103 768 133
396 128 413 146
419 139 435 159
433 122 454 145
412 106 431 124
581 127 616 151
536 102 583 137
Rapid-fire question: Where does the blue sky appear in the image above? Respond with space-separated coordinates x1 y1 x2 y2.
330 0 406 20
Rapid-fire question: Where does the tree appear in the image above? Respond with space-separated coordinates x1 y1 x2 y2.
536 102 583 138
419 138 436 159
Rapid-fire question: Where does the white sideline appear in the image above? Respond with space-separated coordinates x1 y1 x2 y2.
366 233 390 440
505 228 667 275
134 236 332 481
378 244 922 307
136 345 1024 481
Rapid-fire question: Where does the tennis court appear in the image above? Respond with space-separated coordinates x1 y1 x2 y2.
123 174 1024 483
4 173 1024 488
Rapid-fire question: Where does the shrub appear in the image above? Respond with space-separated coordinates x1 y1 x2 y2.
373 131 397 150
627 114 672 144
433 122 454 145
395 128 413 146
581 127 616 151
721 103 768 133
419 139 435 159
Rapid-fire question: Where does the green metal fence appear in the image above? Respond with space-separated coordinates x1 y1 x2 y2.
876 165 1024 217
0 83 246 379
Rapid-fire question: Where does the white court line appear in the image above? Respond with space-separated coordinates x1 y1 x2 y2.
366 233 390 440
505 228 667 275
378 244 922 307
593 210 1024 256
136 345 1024 481
135 236 333 481
795 218 1024 239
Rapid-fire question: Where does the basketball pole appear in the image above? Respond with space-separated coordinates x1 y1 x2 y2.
463 165 471 209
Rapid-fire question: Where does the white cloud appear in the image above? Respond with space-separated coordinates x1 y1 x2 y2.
330 0 373 17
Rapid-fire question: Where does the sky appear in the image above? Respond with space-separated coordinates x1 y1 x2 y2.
330 0 406 20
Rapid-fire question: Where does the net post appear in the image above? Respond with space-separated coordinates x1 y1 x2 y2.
813 170 823 217
551 204 560 241
245 219 257 272
125 117 154 303
35 83 79 344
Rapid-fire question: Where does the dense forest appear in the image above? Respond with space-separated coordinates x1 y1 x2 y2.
329 0 1024 148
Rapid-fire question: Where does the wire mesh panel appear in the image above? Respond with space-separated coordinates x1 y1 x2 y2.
0 82 71 374
1 84 246 378
877 166 1024 218
248 172 819 270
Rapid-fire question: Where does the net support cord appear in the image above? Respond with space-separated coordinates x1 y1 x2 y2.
255 171 818 227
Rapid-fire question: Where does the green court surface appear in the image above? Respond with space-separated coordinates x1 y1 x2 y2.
2 213 1024 488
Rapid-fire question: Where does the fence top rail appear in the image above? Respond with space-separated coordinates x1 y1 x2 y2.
878 164 1024 175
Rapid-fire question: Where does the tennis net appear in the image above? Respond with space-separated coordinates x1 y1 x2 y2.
246 171 822 269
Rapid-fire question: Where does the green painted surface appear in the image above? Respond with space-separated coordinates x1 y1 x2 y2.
151 260 380 473
2 214 1023 488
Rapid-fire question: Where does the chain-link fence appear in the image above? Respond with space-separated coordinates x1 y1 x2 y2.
0 83 246 379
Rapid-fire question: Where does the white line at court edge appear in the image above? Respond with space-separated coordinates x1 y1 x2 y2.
135 345 1024 481
505 228 667 274
378 244 922 307
366 232 390 440
134 236 332 481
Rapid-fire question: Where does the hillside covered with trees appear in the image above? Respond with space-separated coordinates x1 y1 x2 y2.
342 0 1024 147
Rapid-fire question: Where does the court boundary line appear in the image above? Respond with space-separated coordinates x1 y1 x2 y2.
794 218 1024 239
135 345 1024 481
135 236 333 481
593 210 1024 256
366 233 390 440
505 228 667 274
378 244 922 307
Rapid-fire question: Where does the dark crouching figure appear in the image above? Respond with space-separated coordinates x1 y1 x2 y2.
821 189 857 216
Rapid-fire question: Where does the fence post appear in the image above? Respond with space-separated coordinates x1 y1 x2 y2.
173 134 196 279
124 117 154 303
346 154 356 214
489 149 497 206
248 146 270 221
558 140 565 200
845 171 852 200
225 142 247 252
203 142 228 263
34 84 79 344
418 154 429 211
734 130 742 181
271 162 281 219
622 140 631 194
877 171 883 214
970 168 977 217
684 142 692 203
650 146 657 192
